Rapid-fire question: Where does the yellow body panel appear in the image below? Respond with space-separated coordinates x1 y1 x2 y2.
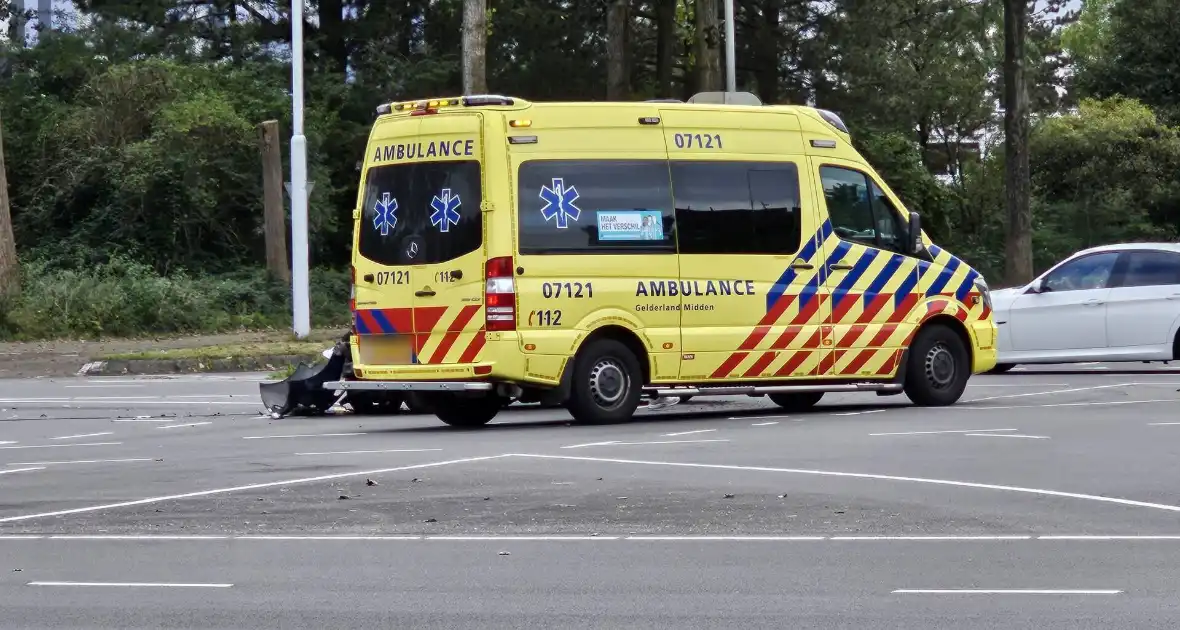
346 97 998 386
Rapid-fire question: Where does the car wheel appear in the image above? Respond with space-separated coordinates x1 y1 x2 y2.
767 392 824 411
347 392 404 415
987 363 1016 374
432 395 503 428
566 338 643 424
904 324 971 406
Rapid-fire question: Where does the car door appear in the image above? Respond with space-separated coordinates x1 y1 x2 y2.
1006 251 1120 352
1105 249 1180 353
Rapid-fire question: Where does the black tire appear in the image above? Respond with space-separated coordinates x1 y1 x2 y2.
566 338 644 424
987 363 1016 374
903 323 971 406
347 392 404 415
678 395 694 403
768 392 824 411
432 395 502 428
403 392 434 414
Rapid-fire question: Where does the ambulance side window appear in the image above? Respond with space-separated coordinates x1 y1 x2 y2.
671 161 802 255
819 166 907 255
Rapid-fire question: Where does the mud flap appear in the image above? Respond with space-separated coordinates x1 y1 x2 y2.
259 345 347 417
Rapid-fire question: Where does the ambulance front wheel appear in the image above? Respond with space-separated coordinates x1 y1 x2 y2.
431 394 502 428
566 338 643 424
904 323 971 406
768 392 824 411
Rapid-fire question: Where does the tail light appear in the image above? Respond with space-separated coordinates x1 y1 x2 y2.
349 266 357 313
485 256 516 332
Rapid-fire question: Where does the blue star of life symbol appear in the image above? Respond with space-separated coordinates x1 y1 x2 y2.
373 192 398 236
539 178 581 229
430 188 462 233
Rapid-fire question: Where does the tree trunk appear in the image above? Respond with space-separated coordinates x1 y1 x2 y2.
694 0 722 92
259 120 290 283
0 109 20 298
655 0 676 98
606 0 631 100
755 0 781 104
1003 0 1033 285
461 0 488 94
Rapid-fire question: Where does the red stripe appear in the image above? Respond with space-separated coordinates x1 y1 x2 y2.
841 349 876 375
856 292 892 324
888 294 920 323
356 310 381 334
927 299 949 315
801 329 823 349
428 305 480 364
414 306 448 333
385 308 413 333
774 350 813 377
955 307 969 322
829 291 861 325
980 303 992 320
837 324 868 348
811 350 844 376
867 323 898 349
759 294 797 326
743 351 778 378
457 329 487 364
711 352 749 379
876 352 899 375
768 295 827 349
738 326 773 351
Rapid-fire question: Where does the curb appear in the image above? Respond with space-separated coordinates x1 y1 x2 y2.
77 354 321 376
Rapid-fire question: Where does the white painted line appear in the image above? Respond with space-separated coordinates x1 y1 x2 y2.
870 429 1017 436
50 432 113 440
562 439 729 448
510 453 1180 513
964 433 1050 439
751 421 779 426
626 536 825 541
1076 362 1100 366
961 399 1177 411
49 535 229 540
0 467 45 476
0 535 43 539
831 536 1032 541
0 442 121 450
157 422 212 429
832 409 886 416
1148 422 1180 426
295 448 443 456
66 384 145 388
0 455 509 524
29 582 233 589
893 589 1121 595
968 384 1132 402
561 441 620 449
428 536 618 541
242 433 367 440
8 458 153 466
1039 535 1180 540
968 383 1070 387
0 441 13 445
238 535 420 540
729 415 792 421
662 429 716 437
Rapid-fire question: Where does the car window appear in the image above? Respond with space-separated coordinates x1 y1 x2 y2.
1042 252 1119 292
671 161 802 255
819 166 908 254
1118 250 1180 288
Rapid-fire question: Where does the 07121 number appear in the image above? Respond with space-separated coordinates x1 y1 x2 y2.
529 309 562 327
541 281 593 299
673 133 723 150
375 270 410 285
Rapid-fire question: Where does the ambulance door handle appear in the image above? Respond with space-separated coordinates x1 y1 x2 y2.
415 289 437 298
450 269 463 280
829 263 854 271
362 273 374 283
790 261 814 270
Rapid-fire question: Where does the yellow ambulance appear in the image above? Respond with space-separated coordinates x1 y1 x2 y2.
326 91 997 427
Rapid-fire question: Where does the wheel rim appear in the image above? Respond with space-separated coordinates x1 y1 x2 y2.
588 358 628 409
925 342 956 389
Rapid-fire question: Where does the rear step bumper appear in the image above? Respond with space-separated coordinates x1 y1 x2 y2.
644 383 903 396
323 380 493 392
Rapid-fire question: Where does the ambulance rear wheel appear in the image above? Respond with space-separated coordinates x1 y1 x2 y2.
567 338 643 424
904 323 970 406
432 394 502 428
348 392 404 415
768 392 824 411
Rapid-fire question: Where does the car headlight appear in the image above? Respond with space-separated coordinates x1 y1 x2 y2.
973 277 992 310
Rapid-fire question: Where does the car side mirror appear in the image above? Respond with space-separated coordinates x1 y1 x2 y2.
907 211 924 255
1026 278 1045 294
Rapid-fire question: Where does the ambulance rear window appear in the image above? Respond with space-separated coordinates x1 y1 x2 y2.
358 160 482 266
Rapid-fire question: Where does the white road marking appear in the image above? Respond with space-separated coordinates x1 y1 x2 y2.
967 383 1069 387
428 536 618 541
870 428 1017 436
561 441 620 449
0 442 121 450
893 589 1121 595
0 441 14 445
729 415 792 421
295 448 443 456
831 535 1031 541
7 459 153 466
239 536 420 540
964 433 1050 439
242 433 367 440
968 383 1133 402
28 582 233 588
50 432 113 440
65 385 146 388
112 418 175 423
626 536 825 541
49 535 229 540
0 455 510 524
961 399 1176 411
511 453 1180 513
157 422 212 429
1149 422 1180 426
2 534 1180 542
831 409 886 416
0 467 45 476
662 429 716 437
1039 535 1180 540
751 421 779 426
561 439 729 448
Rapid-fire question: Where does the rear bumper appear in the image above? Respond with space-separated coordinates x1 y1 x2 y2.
324 380 492 392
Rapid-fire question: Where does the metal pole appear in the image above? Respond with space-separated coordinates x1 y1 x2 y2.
723 0 736 93
289 0 311 338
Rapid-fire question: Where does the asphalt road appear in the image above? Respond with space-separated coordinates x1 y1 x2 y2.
1 363 1179 628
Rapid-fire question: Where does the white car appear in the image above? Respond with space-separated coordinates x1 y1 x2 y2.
989 243 1180 372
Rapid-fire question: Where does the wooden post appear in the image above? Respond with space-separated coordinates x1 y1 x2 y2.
0 108 20 298
259 120 289 283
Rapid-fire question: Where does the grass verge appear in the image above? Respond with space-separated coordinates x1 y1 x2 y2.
99 341 327 361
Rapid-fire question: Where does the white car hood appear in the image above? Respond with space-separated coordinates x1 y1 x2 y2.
988 287 1025 320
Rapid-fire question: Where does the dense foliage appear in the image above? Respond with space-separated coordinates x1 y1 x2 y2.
0 0 1177 338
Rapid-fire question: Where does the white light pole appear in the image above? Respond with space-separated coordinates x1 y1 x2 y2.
723 0 736 92
289 0 311 339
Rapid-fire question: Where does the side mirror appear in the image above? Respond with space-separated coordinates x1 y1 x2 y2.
1026 278 1045 294
907 211 924 255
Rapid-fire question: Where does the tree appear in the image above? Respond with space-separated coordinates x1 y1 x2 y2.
462 0 488 94
694 0 721 92
606 0 631 100
1003 0 1033 286
0 109 18 298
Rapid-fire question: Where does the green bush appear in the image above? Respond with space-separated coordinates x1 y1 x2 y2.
0 257 350 340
